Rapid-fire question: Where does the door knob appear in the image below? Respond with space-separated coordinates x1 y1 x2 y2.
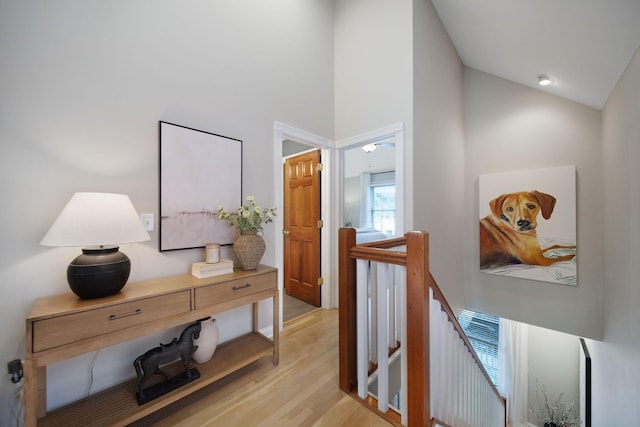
282 230 290 237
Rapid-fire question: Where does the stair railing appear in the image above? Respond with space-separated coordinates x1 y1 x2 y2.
338 228 506 427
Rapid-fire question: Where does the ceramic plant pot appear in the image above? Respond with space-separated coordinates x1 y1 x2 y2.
233 231 266 270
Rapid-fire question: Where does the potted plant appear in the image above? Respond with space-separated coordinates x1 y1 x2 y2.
530 380 581 427
217 196 276 270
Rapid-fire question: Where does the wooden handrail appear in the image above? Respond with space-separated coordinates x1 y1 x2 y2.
358 236 408 249
349 245 408 265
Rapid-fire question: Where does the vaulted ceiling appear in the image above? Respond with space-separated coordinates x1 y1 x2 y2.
431 0 640 110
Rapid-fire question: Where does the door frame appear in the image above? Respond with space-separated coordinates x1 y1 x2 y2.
273 122 333 330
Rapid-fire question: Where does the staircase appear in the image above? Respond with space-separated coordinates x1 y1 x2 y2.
338 228 506 427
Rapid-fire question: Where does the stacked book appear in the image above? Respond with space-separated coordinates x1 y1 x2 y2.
191 259 234 278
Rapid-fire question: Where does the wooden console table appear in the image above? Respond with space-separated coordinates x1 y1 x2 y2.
23 265 279 426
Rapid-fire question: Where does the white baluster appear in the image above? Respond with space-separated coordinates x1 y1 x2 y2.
356 259 369 399
399 266 408 425
370 262 378 364
388 264 396 347
456 338 463 425
376 262 389 413
433 305 439 420
448 322 456 421
464 351 470 426
439 307 448 421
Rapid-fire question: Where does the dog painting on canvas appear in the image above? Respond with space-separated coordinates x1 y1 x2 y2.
478 166 577 285
479 190 576 268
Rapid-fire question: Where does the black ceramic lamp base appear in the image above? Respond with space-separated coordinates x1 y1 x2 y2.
67 246 131 299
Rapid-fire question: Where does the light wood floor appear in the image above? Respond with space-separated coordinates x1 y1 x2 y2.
133 309 392 427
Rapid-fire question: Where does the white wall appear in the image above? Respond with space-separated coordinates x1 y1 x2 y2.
463 68 604 340
0 0 334 422
412 0 466 312
334 0 413 142
588 45 640 425
527 325 580 426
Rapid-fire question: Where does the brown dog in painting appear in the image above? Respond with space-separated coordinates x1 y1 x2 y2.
479 190 576 269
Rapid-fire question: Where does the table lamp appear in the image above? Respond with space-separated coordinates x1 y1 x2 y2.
41 192 151 299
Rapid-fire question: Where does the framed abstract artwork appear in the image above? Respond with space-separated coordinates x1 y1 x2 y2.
478 165 577 285
159 121 242 251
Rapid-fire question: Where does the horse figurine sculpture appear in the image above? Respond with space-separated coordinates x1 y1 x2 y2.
134 321 202 403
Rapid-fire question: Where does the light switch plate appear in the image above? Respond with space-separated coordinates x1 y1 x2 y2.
140 213 155 232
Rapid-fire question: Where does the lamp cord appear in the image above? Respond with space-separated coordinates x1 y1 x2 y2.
8 382 23 426
86 349 101 397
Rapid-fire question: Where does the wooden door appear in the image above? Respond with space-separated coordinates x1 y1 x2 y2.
283 149 321 307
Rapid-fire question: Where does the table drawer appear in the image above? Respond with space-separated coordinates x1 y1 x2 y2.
32 290 191 352
195 271 276 309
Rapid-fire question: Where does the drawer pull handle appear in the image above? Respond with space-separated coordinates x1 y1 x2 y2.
109 309 142 321
233 283 252 291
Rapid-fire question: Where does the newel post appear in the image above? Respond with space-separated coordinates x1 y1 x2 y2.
405 231 430 426
338 228 357 393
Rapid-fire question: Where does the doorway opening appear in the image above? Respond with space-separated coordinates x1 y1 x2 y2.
273 122 333 329
336 122 407 240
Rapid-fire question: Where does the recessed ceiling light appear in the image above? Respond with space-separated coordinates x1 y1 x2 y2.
538 74 553 86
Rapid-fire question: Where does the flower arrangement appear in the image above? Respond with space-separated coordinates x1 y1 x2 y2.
217 196 277 233
530 380 581 427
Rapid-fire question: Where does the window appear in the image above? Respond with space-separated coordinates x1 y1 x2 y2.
369 171 396 235
458 309 500 386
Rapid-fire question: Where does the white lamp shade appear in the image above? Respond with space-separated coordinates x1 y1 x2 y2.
41 192 151 247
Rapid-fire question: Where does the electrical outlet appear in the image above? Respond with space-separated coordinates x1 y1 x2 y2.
140 213 155 232
7 359 23 384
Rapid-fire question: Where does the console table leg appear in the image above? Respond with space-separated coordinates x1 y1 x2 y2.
23 358 40 427
273 289 279 365
36 365 47 418
252 301 259 332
